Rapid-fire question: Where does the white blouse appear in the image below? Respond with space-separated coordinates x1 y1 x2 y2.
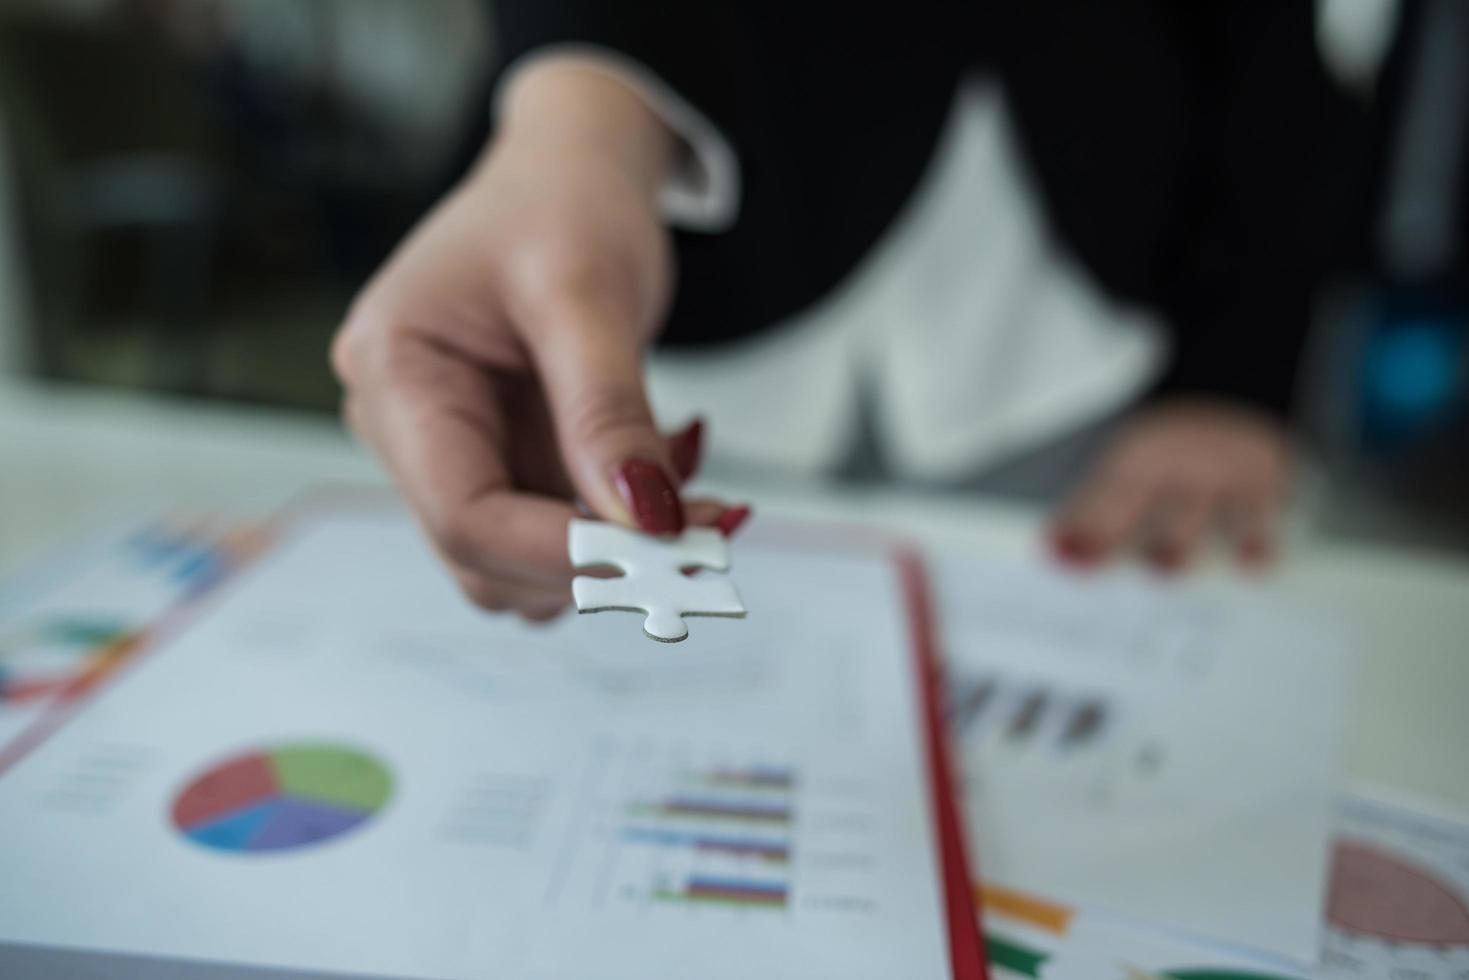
501 52 1166 479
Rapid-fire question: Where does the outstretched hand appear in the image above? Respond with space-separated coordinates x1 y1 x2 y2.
331 59 745 621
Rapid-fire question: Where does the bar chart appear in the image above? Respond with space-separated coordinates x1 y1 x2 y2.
945 670 1114 754
548 742 890 922
620 762 797 912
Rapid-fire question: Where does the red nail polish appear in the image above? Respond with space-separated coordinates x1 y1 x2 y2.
1149 545 1186 574
614 460 685 535
1051 530 1098 567
1239 537 1274 567
714 504 752 538
670 418 705 483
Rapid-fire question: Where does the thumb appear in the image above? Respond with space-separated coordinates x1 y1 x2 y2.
526 299 684 535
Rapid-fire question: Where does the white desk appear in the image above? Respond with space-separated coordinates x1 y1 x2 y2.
3 379 1467 815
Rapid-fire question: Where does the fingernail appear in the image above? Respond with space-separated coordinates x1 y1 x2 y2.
714 504 752 538
1238 537 1274 568
1051 530 1099 567
1148 545 1186 574
614 460 685 535
670 417 705 483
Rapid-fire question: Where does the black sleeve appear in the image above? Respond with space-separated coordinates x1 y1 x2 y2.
997 1 1370 421
484 3 976 348
1150 3 1369 419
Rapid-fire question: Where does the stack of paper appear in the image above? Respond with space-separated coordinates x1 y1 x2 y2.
933 554 1469 980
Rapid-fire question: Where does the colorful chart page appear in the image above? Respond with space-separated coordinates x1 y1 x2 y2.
0 509 977 979
974 788 1469 980
0 516 265 769
1320 788 1469 979
932 554 1352 961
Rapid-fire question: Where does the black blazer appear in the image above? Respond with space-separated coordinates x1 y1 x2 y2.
490 2 1368 418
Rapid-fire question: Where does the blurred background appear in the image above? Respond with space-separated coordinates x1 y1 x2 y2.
0 0 1464 553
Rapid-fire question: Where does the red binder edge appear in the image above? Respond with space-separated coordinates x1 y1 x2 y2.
898 548 990 980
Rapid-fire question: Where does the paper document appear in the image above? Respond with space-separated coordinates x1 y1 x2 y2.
0 516 261 767
980 880 1309 980
933 555 1353 961
0 510 970 979
1320 788 1469 979
973 788 1469 979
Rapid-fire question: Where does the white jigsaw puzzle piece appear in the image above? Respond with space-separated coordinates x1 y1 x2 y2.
568 519 746 642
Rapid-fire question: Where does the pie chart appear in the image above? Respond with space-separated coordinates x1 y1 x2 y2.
171 742 391 854
1327 839 1469 944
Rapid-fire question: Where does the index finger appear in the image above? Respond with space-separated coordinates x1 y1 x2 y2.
352 337 578 588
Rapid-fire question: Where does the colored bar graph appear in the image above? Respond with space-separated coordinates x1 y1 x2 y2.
700 766 796 790
947 671 1115 753
0 618 138 705
656 875 789 908
985 935 1047 978
633 797 792 823
1060 699 1107 748
1006 690 1049 740
978 884 1075 935
948 678 996 734
616 761 799 913
622 827 790 863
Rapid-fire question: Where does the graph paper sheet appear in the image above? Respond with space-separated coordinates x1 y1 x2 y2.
0 510 974 979
932 554 1354 962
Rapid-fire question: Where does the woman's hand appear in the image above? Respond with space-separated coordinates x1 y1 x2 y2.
1050 400 1292 572
331 58 743 620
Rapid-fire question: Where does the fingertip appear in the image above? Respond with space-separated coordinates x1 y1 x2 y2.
519 603 568 625
683 498 725 526
714 504 752 538
1146 543 1188 575
1049 527 1102 568
1236 535 1276 570
612 459 686 535
682 499 752 538
668 417 706 483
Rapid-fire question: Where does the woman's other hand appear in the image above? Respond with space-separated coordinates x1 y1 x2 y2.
1050 400 1292 572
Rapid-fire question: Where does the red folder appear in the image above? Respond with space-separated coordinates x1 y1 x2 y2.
735 518 988 978
900 549 989 979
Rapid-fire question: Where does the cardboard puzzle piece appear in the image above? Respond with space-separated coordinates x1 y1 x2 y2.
568 519 746 643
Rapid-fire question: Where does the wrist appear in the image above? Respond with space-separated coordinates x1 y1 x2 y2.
498 56 676 202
